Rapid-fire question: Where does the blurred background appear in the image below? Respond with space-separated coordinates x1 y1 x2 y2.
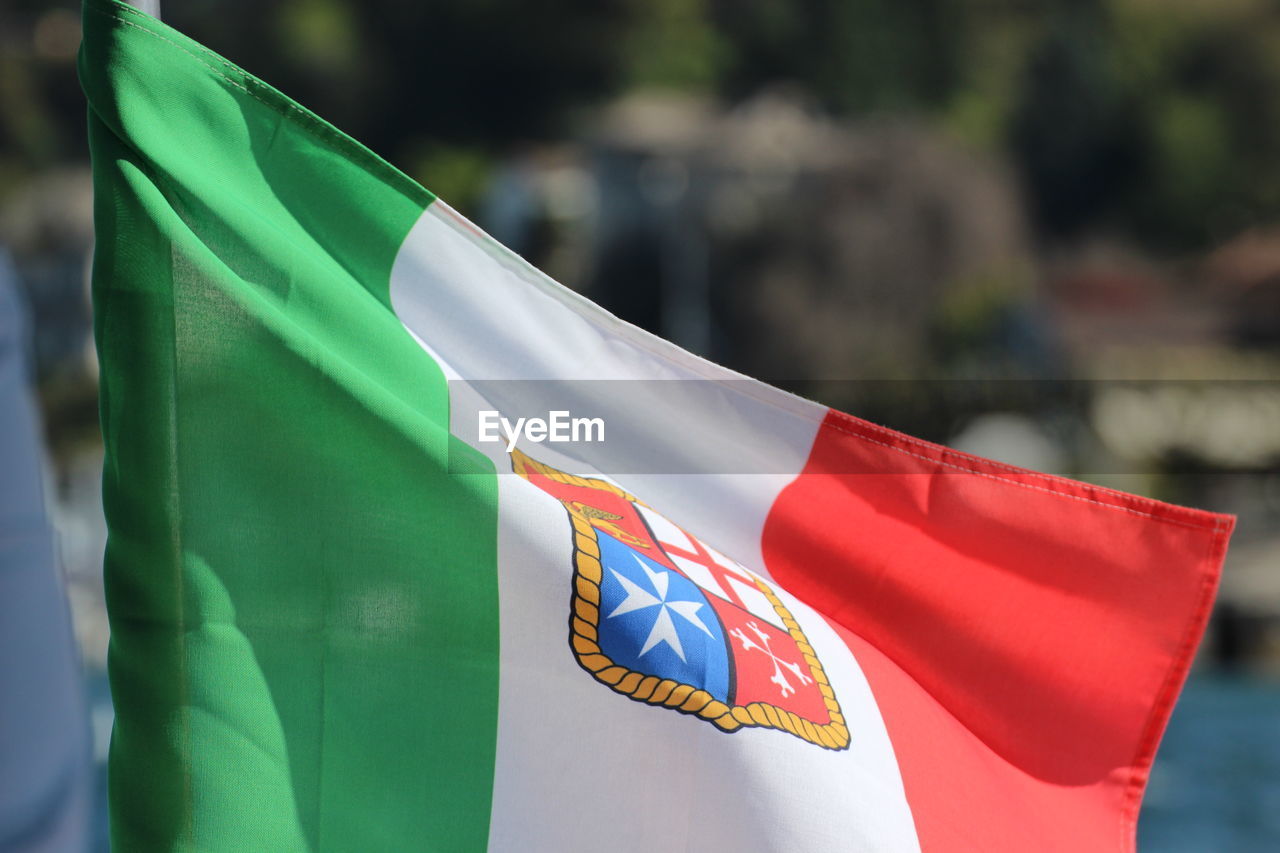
3 0 1280 849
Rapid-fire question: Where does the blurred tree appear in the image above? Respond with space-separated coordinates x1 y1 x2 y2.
0 2 87 193
622 0 726 92
711 0 962 114
1007 0 1280 250
1115 6 1280 248
1008 4 1143 242
161 0 638 199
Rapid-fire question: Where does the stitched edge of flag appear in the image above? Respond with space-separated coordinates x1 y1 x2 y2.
1116 519 1231 852
511 449 851 751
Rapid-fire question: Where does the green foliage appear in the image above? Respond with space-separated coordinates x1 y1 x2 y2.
622 0 726 91
710 0 963 113
1115 8 1280 247
1007 6 1144 239
1001 0 1280 248
277 0 359 74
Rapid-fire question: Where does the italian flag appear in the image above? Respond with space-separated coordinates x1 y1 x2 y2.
82 1 1235 850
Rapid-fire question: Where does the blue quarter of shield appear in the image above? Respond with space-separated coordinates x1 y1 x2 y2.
593 531 731 703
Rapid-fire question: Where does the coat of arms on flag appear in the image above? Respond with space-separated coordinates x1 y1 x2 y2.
513 450 850 750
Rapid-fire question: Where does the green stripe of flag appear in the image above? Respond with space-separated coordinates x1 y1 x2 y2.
81 0 499 848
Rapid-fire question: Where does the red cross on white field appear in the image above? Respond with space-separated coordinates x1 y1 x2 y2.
635 504 787 630
661 534 753 608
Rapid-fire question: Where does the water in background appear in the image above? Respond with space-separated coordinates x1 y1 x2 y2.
1139 674 1280 852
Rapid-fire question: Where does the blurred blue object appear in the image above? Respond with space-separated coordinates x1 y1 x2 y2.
0 249 91 853
1139 673 1280 852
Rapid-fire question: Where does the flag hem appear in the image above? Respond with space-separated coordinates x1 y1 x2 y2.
1117 520 1231 852
823 411 1233 532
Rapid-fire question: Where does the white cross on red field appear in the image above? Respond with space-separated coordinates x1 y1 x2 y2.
730 621 813 699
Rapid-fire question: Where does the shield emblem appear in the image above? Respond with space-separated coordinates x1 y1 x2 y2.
513 450 849 750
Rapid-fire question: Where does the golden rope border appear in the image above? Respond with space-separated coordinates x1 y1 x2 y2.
512 449 850 751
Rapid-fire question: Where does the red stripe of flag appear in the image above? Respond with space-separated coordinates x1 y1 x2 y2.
763 409 1233 852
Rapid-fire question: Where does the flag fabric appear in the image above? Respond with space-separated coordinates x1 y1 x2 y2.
81 1 1235 850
